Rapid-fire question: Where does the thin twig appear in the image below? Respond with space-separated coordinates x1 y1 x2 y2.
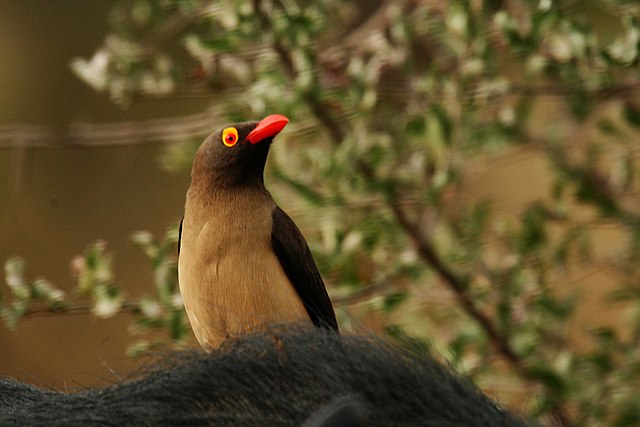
389 199 525 366
22 300 138 319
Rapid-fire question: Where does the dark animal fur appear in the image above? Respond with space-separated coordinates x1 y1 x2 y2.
0 326 528 426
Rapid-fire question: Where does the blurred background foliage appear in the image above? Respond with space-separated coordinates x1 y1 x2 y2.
2 0 640 425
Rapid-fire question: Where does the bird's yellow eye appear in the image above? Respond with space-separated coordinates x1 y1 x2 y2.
222 127 239 147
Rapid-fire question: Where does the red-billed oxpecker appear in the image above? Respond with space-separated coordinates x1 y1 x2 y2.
178 114 338 349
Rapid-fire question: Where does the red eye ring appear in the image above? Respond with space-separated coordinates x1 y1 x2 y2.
222 127 239 147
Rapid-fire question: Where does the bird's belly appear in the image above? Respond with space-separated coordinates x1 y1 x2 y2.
179 230 309 349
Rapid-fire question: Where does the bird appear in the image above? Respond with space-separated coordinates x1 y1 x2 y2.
178 114 338 349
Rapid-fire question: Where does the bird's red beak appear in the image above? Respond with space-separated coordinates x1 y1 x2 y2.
246 114 289 144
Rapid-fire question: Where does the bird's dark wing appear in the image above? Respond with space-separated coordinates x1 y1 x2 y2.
178 218 183 256
271 206 338 331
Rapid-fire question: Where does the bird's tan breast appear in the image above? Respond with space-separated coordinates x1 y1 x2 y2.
178 191 309 349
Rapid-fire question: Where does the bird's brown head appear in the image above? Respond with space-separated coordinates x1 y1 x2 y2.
191 114 289 190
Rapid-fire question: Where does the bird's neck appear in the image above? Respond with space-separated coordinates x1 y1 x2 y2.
186 181 272 211
193 168 265 190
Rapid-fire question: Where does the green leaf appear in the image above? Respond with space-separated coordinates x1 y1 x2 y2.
405 115 426 136
536 293 575 320
597 118 619 135
198 37 236 54
429 105 453 145
169 308 188 342
126 340 164 358
526 365 568 398
584 351 613 376
448 333 476 362
613 398 640 427
573 172 619 217
382 292 407 312
4 257 29 300
2 302 27 330
624 103 640 129
518 203 548 254
592 327 617 348
496 300 512 333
